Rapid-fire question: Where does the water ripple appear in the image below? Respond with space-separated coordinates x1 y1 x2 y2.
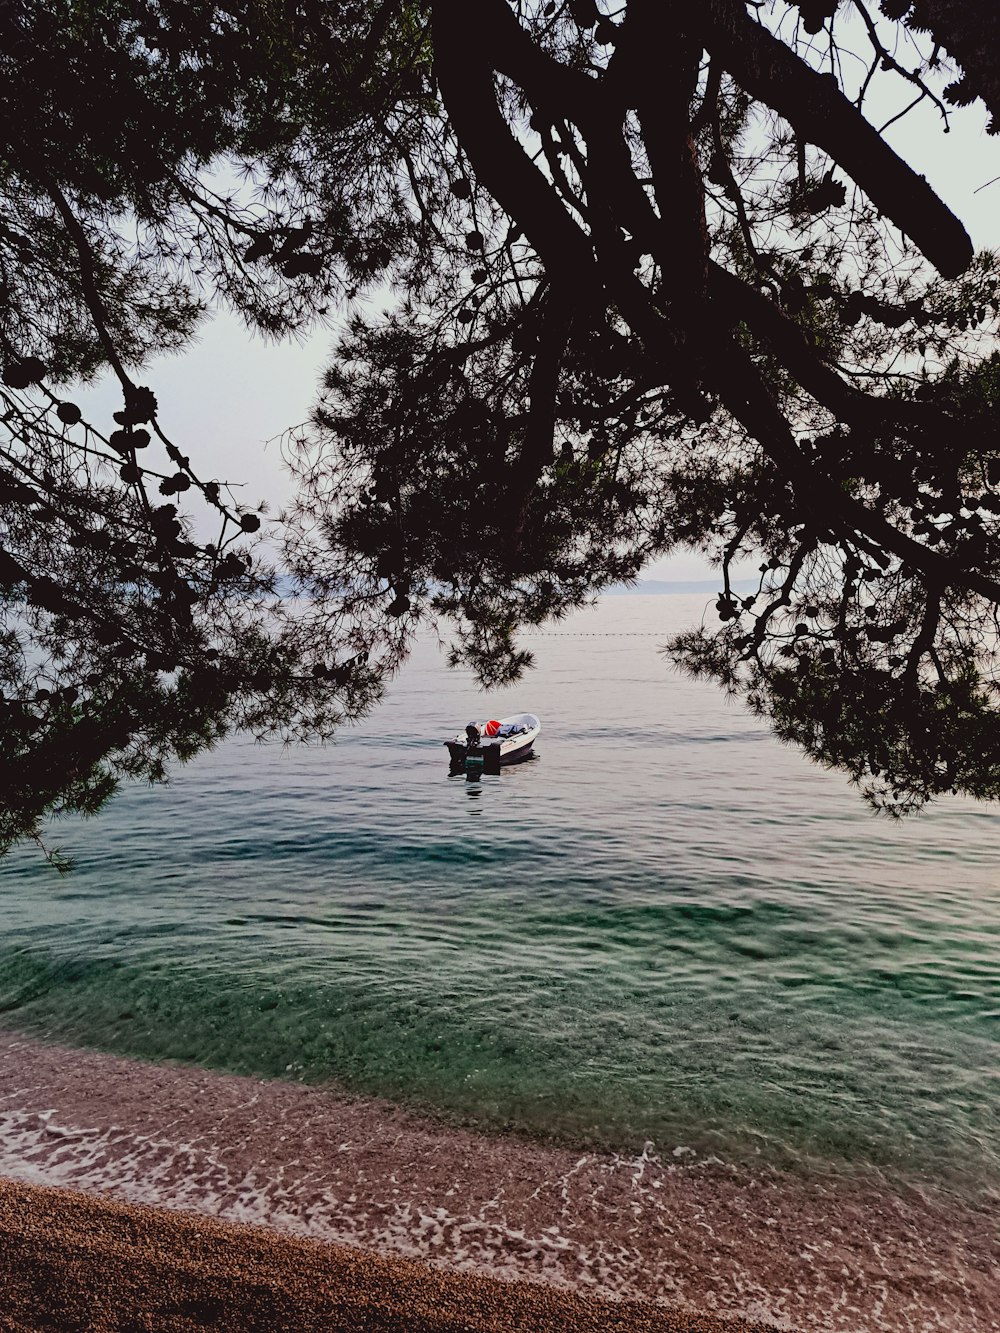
1 595 999 1193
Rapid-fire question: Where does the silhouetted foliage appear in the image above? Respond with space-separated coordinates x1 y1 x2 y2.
3 0 1000 855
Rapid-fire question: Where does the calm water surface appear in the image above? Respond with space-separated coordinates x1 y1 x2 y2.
2 595 998 1195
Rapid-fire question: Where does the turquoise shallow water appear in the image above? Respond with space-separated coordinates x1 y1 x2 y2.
2 595 999 1193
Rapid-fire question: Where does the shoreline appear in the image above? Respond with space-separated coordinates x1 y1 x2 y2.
0 1177 776 1333
1 1026 997 1331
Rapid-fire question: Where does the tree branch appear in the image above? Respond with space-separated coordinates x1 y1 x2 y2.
706 262 937 433
42 178 135 390
705 330 1000 604
696 0 973 277
431 0 593 286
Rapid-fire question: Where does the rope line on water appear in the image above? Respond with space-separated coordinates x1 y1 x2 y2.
520 631 666 637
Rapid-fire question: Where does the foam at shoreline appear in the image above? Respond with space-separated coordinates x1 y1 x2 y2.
1 1027 997 1331
0 1177 779 1333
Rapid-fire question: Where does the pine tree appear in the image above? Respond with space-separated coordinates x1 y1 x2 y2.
4 1 1000 854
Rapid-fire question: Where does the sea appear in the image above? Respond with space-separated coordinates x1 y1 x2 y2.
2 592 999 1207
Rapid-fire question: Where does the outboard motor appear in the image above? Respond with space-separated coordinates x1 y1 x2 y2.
464 723 484 778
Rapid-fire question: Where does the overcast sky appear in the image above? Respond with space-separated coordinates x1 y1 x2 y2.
75 35 1000 585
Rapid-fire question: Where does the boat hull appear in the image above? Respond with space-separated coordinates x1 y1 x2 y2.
444 713 540 772
445 737 535 768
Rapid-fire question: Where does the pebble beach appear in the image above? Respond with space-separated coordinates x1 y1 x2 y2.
0 1178 779 1333
1 1027 997 1332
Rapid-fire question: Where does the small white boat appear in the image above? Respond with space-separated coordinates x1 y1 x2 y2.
445 713 540 772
